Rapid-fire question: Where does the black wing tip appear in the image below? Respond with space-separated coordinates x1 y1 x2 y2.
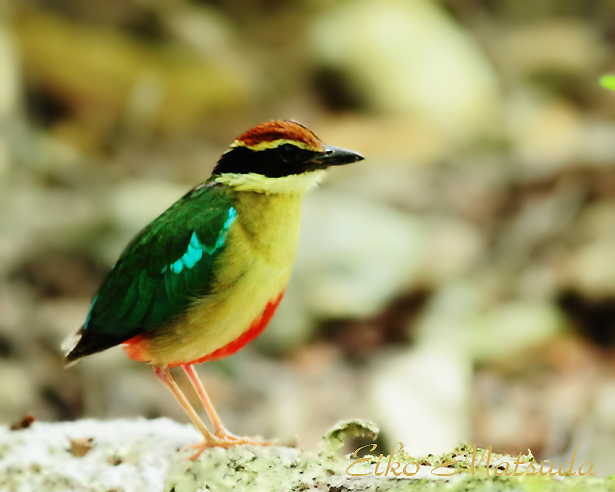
64 352 82 368
64 326 135 367
63 326 113 366
64 339 93 367
62 325 84 367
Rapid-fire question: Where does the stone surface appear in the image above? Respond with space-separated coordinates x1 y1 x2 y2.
1 419 613 492
0 418 200 492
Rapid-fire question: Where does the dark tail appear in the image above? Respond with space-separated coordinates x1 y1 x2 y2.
64 325 132 366
62 325 85 367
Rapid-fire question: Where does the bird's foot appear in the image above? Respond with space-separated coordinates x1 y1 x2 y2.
185 434 274 461
213 429 249 442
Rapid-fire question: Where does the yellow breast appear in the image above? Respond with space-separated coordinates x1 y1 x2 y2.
143 191 304 366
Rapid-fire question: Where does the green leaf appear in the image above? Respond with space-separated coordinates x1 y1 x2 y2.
319 420 379 456
600 75 615 92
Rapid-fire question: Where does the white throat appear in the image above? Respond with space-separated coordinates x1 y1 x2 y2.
213 170 325 196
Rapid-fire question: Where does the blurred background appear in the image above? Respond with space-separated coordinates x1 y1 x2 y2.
2 0 615 475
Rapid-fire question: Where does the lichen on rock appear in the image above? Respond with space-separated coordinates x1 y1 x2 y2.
1 419 614 492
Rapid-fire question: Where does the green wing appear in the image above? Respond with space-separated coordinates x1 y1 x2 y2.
67 182 236 361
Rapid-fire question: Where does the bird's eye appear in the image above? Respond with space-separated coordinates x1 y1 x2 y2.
278 143 300 161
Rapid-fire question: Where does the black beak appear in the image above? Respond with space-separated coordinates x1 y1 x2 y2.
311 145 364 169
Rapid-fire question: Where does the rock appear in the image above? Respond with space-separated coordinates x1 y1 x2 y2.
0 419 200 492
315 116 452 166
0 362 37 425
262 190 426 353
508 93 586 170
297 191 426 319
416 282 564 362
368 345 471 456
308 0 500 141
11 10 250 143
422 216 485 285
468 300 564 362
495 19 606 79
163 5 241 65
508 90 615 171
570 241 615 297
0 22 19 178
0 24 18 119
0 419 611 491
318 419 379 456
0 186 99 276
568 200 615 296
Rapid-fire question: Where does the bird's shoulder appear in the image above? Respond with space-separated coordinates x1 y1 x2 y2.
79 182 238 347
117 181 236 277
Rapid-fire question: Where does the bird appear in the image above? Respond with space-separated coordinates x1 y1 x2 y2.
64 120 364 460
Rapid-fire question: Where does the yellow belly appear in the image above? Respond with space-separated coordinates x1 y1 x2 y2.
134 192 302 366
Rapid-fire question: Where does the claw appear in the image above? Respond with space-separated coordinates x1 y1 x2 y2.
184 435 274 461
213 429 243 442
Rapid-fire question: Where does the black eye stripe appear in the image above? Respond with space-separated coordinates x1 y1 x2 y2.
213 146 321 177
278 143 300 161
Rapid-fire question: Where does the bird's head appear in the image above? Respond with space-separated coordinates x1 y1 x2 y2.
211 120 363 195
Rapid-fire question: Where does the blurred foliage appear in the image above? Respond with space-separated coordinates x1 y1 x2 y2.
601 75 615 91
2 0 615 478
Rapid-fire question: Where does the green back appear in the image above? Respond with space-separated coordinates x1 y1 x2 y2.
68 181 237 360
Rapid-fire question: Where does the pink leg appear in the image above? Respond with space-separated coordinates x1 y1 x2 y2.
153 365 216 459
181 363 273 447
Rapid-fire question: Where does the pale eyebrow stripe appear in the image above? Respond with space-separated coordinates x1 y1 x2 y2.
230 139 322 152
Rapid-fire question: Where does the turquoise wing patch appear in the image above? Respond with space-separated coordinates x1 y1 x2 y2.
163 207 236 275
81 185 237 342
